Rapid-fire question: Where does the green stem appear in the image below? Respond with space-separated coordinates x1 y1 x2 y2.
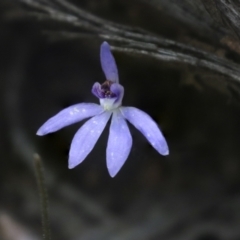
34 153 52 240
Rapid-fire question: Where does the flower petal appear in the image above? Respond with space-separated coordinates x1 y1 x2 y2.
69 111 112 169
100 41 119 83
37 103 104 136
92 82 106 99
110 83 124 104
121 107 169 155
107 109 132 177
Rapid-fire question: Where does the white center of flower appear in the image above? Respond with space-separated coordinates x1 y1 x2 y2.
100 98 121 111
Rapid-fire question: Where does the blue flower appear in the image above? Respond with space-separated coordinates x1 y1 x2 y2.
37 41 169 177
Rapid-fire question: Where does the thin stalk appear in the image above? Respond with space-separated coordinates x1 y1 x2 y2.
34 153 52 240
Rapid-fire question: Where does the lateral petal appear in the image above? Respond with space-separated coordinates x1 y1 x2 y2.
69 111 112 169
36 103 104 135
100 41 119 83
121 107 169 155
107 110 132 177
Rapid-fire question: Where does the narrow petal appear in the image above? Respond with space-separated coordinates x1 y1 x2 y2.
37 103 104 135
107 109 132 177
121 107 169 155
100 41 119 83
69 111 112 169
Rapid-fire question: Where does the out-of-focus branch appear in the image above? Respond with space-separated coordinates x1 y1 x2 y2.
202 0 240 39
9 0 240 85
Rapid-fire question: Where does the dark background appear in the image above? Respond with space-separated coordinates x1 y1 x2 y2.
1 1 240 239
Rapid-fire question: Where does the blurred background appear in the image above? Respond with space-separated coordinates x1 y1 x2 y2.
1 0 240 239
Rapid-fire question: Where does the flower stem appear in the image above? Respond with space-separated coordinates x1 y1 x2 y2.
34 153 52 240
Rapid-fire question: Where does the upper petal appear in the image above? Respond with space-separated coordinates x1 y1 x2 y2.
107 109 132 177
37 103 104 135
100 41 119 83
121 107 169 155
69 111 112 169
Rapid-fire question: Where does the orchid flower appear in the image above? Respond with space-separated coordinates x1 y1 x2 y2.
37 41 169 177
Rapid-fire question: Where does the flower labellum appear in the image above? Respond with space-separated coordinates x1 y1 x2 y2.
37 41 169 177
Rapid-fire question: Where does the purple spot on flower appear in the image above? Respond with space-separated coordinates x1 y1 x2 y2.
92 80 117 99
